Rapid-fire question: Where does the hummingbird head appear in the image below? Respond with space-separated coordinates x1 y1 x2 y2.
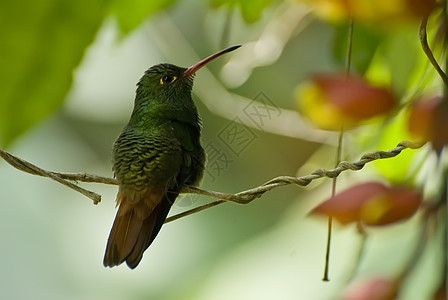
136 64 192 103
131 45 241 126
135 45 241 105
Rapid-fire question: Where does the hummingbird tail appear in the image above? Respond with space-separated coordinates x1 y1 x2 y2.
125 195 174 269
103 190 177 269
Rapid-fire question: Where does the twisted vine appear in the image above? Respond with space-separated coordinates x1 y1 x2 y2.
0 140 424 222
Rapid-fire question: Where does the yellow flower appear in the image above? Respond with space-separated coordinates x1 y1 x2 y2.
300 0 436 26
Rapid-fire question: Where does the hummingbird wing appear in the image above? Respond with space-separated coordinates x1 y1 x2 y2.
104 133 183 268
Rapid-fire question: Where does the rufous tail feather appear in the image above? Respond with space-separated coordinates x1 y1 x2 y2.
103 190 178 268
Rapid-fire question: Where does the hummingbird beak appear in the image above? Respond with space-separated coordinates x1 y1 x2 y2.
182 45 241 78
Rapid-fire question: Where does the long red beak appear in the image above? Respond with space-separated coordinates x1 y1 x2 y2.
182 45 241 78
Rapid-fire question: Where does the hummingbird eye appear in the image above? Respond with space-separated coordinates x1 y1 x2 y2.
160 75 177 84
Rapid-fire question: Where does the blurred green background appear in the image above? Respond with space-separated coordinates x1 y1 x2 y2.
0 0 442 299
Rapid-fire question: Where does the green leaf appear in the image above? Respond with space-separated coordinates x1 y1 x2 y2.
210 0 272 23
383 30 421 95
333 23 384 75
109 0 178 34
355 111 418 184
0 0 109 147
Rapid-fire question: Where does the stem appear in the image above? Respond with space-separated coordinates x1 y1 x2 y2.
346 222 368 282
420 17 448 88
322 128 344 281
322 216 333 281
322 17 352 282
345 19 354 78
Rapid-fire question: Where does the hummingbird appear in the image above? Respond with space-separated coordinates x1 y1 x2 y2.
103 45 241 269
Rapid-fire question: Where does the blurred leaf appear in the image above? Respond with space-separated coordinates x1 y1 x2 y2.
209 0 272 23
302 0 436 25
0 0 109 147
383 31 420 95
358 111 418 183
109 0 177 34
333 23 383 74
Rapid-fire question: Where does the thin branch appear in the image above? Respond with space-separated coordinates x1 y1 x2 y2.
324 128 345 281
420 17 448 87
0 140 425 218
0 148 103 204
165 140 424 221
56 172 117 185
165 200 225 223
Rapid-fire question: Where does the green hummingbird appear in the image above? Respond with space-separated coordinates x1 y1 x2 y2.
103 45 241 269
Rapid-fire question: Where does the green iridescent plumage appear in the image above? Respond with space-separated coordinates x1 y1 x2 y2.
104 46 240 269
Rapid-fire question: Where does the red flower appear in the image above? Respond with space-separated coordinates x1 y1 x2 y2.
408 96 448 153
340 277 398 300
312 182 422 226
298 74 396 130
